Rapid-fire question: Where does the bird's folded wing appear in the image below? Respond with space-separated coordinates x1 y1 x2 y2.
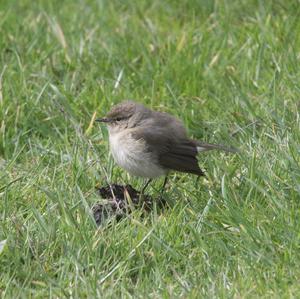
131 128 204 176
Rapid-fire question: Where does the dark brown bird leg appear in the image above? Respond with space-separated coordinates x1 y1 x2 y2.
141 178 152 195
161 176 168 192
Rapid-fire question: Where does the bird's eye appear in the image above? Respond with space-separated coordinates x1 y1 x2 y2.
115 117 123 121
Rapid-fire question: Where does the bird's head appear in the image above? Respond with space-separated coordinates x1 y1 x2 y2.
96 100 148 134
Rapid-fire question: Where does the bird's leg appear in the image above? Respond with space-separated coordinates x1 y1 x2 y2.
161 176 168 193
141 178 152 196
158 175 168 201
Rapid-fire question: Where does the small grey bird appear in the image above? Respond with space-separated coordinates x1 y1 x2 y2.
97 101 237 191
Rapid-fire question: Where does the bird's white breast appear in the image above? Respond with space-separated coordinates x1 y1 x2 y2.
108 130 166 178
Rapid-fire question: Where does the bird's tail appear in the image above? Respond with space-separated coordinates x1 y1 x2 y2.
195 141 238 153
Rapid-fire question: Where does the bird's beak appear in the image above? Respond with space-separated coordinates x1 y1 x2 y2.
95 118 111 123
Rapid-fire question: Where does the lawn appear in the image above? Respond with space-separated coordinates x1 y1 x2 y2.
0 0 300 297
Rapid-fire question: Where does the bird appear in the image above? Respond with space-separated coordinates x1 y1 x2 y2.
96 100 237 193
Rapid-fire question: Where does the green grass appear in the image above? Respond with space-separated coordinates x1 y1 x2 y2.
1 0 300 297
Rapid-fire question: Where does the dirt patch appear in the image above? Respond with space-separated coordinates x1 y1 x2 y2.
92 184 166 226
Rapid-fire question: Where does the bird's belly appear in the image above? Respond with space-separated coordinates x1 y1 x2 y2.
109 132 166 178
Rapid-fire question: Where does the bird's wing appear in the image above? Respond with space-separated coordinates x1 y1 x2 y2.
131 127 204 176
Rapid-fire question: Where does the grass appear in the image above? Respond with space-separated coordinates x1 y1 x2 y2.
0 0 300 297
